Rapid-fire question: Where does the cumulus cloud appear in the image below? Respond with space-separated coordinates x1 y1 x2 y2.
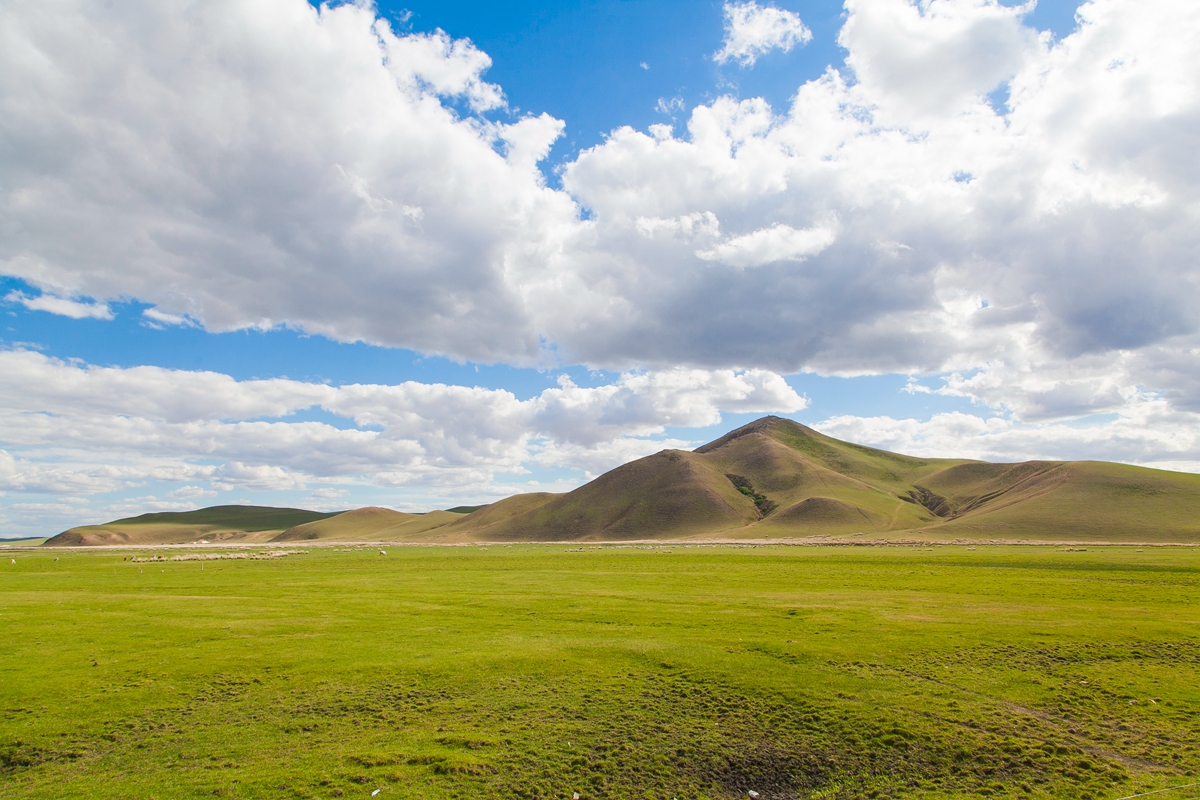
839 0 1040 120
142 307 194 327
167 485 218 500
5 291 112 320
2 0 1200 484
696 223 837 268
0 349 806 508
0 0 573 363
816 399 1200 473
714 1 813 67
378 26 505 112
0 449 133 494
635 212 720 240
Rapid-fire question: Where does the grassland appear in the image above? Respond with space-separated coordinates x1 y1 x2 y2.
2 544 1198 799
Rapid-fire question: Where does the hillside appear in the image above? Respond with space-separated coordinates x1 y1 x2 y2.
440 451 759 541
442 416 1200 542
919 460 1200 541
44 505 343 547
39 417 1200 545
273 507 468 542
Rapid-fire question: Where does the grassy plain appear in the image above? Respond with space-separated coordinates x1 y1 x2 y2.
1 545 1198 799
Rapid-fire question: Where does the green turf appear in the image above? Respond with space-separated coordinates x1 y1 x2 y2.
2 545 1198 799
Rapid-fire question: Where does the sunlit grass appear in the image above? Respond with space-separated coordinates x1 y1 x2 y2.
2 544 1197 799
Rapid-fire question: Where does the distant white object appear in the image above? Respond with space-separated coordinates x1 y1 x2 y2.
713 1 811 67
574 793 580 800
372 790 381 797
748 792 760 799
379 549 387 556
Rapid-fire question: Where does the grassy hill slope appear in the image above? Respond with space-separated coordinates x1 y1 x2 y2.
920 460 1200 541
273 507 468 542
444 450 759 541
273 507 417 541
38 417 1200 545
446 416 1200 542
44 505 342 547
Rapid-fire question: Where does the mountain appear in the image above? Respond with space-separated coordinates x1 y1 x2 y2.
436 451 759 541
40 417 1200 545
44 505 342 546
441 416 1200 542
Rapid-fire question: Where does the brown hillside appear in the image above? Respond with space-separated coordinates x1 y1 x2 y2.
448 450 759 541
46 523 282 547
44 505 340 547
275 507 417 541
437 492 559 539
444 416 1200 542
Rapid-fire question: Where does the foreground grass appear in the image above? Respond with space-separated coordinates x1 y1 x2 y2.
1 545 1197 799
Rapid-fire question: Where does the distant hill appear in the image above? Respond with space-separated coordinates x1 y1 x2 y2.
43 503 476 547
437 452 759 541
44 505 342 546
441 416 1200 543
40 417 1200 545
273 507 468 542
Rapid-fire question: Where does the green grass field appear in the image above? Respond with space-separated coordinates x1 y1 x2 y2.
2 545 1198 799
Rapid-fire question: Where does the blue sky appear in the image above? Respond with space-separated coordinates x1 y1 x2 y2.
4 0 1199 537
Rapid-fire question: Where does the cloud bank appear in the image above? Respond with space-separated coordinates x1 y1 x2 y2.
0 349 805 527
3 0 1200 531
3 0 1196 412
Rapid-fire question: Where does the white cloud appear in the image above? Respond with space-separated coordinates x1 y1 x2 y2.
656 96 685 115
840 0 1040 120
531 436 696 479
635 212 720 240
5 291 112 320
495 112 565 175
377 27 505 112
96 497 201 516
142 307 194 327
167 484 217 499
1 0 1200 483
0 350 807 529
714 1 813 67
0 0 573 363
815 398 1200 471
696 223 837 268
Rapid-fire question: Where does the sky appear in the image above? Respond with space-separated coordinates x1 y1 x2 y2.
2 0 1199 537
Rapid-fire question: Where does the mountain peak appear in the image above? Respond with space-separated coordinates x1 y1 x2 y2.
694 415 813 454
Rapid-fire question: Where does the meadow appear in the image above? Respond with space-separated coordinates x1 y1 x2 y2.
1 544 1197 799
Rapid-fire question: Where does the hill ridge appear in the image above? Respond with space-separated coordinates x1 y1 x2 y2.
42 417 1200 545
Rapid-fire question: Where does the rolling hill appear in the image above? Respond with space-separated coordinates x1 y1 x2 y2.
440 416 1200 542
40 417 1200 545
273 507 469 542
44 505 343 546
